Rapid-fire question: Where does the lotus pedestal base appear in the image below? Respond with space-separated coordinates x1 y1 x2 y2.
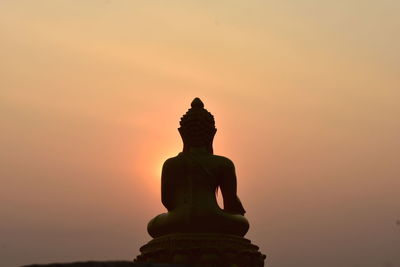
134 233 266 267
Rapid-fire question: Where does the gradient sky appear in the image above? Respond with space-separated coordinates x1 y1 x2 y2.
1 1 399 267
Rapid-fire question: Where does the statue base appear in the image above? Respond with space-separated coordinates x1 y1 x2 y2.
134 233 266 267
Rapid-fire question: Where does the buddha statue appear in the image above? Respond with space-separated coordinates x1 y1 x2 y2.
147 98 249 238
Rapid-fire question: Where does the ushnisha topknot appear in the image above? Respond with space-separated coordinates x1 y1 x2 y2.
191 97 204 108
179 97 216 148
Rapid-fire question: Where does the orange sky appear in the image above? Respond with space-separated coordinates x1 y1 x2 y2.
1 1 400 267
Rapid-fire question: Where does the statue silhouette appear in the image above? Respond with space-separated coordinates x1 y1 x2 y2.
147 98 249 237
135 98 265 267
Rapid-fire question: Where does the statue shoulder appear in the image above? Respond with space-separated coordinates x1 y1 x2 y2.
162 154 184 169
212 155 235 169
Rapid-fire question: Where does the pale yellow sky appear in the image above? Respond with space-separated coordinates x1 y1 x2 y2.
1 1 399 267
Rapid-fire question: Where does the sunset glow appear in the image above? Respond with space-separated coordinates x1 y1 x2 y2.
1 1 399 267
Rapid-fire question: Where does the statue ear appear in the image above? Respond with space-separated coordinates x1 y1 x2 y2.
207 129 217 154
210 128 217 140
178 128 189 152
178 128 186 140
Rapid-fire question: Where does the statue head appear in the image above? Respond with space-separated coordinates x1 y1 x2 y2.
178 98 217 153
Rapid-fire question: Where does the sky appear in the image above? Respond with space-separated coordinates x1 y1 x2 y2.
1 1 399 266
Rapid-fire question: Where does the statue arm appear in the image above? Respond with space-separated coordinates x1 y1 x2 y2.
220 159 246 215
161 159 174 211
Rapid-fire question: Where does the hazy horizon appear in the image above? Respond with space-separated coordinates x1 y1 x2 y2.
1 1 399 267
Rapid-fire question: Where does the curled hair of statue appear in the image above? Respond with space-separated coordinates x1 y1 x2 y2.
178 98 217 152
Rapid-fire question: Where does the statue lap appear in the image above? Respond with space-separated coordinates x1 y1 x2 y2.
147 211 249 238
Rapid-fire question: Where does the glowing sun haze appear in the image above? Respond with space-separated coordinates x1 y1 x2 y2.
1 1 399 267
